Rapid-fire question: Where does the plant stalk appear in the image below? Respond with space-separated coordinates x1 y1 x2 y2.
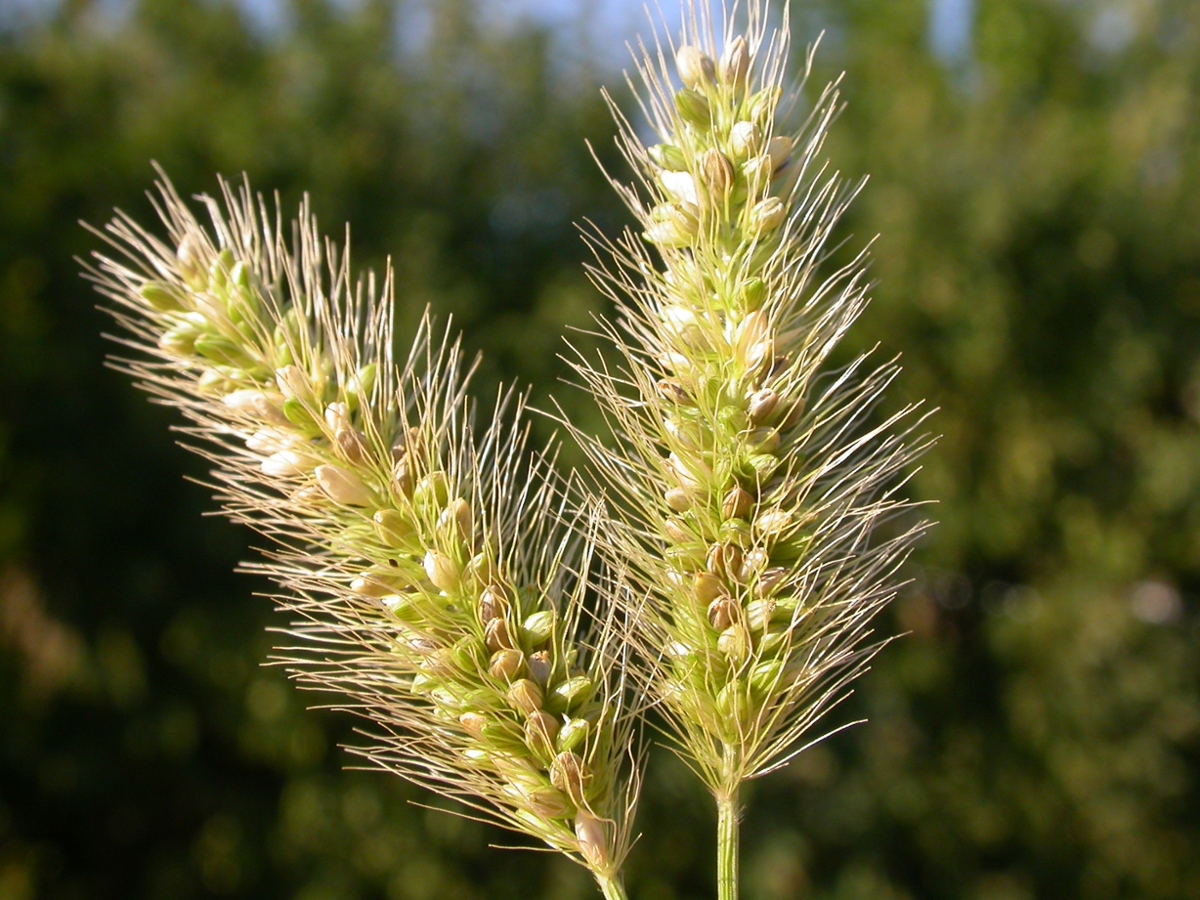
717 788 741 900
598 875 630 900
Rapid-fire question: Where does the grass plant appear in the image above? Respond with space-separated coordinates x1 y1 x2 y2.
563 3 932 897
84 3 926 898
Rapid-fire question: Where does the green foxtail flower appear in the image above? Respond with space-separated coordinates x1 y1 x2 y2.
86 171 641 899
562 3 934 897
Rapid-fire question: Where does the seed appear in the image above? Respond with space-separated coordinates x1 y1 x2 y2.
556 717 590 753
373 509 413 546
261 449 309 477
524 710 561 758
489 649 525 681
719 35 750 88
718 624 751 663
748 428 780 454
550 751 589 805
729 121 759 159
745 597 777 632
485 617 515 652
661 171 699 207
738 549 769 582
424 551 461 593
756 567 788 597
506 678 544 715
575 812 609 869
664 517 691 543
459 712 486 740
522 610 556 647
707 596 738 631
707 542 744 580
478 585 509 624
527 650 552 687
656 379 692 404
315 464 373 507
694 572 726 604
751 197 787 233
766 135 794 171
675 88 711 128
747 388 779 423
722 486 754 521
665 488 692 512
438 498 474 542
549 675 593 713
701 149 734 199
522 787 573 820
675 45 715 89
754 509 792 541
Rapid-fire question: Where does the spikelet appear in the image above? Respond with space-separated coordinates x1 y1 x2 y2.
565 0 933 830
85 170 640 895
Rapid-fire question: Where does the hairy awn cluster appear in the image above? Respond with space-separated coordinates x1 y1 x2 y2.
88 175 640 899
565 5 932 897
86 3 929 898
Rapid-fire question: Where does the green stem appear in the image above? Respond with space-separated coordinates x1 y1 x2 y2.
597 875 630 900
717 789 741 900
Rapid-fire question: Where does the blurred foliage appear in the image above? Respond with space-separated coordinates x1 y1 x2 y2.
0 0 1198 899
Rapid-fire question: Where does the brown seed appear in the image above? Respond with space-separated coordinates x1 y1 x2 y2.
657 379 692 404
478 585 509 624
550 751 589 806
527 650 552 687
489 649 525 681
722 486 754 520
756 567 787 597
706 542 744 579
707 596 739 631
701 148 734 198
506 678 544 715
459 712 486 740
747 389 779 423
392 457 414 498
485 617 515 652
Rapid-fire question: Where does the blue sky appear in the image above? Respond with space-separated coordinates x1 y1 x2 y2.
1 0 977 67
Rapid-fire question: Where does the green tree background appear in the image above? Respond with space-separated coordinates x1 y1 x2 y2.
1 1 1197 898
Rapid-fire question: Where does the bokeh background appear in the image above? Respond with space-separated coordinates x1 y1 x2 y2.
2 0 1199 898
